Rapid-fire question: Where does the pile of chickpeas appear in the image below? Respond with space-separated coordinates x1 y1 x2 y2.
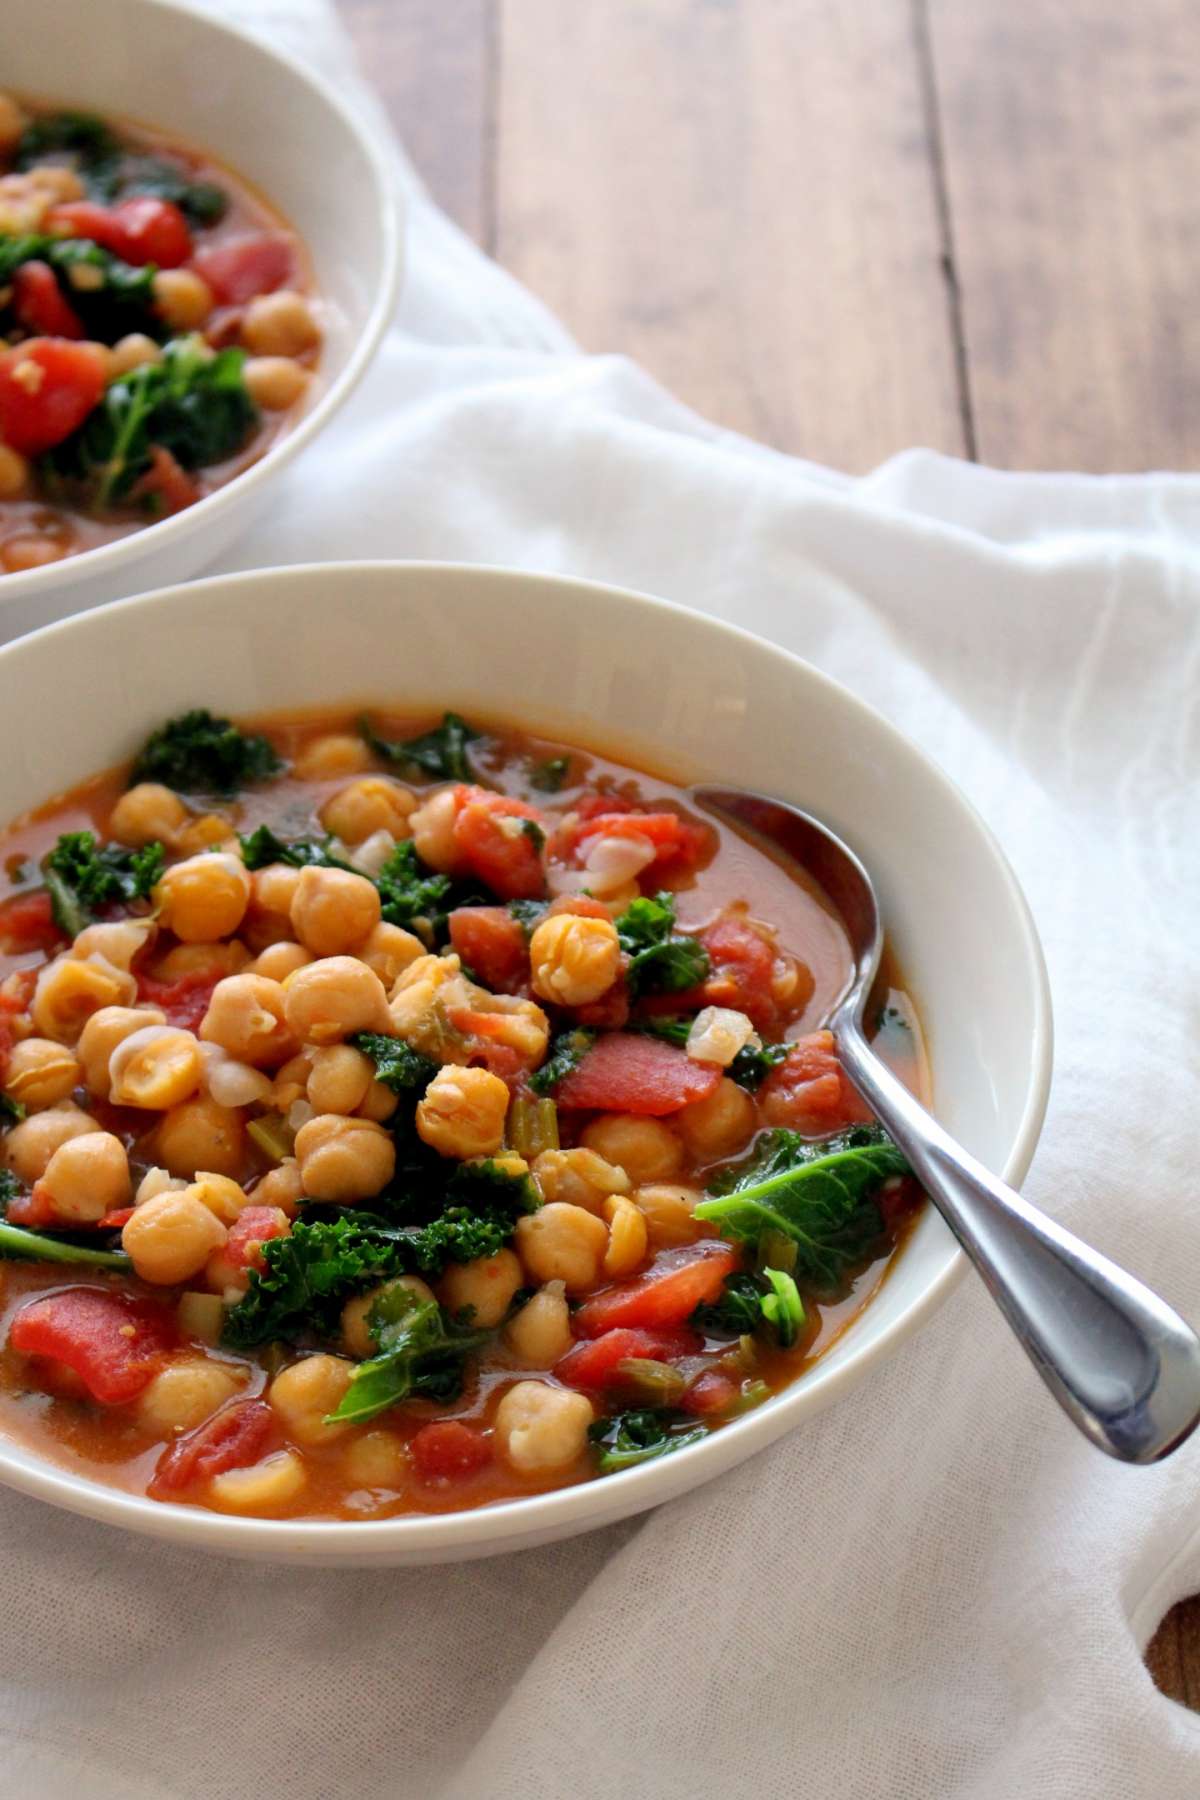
0 729 763 1510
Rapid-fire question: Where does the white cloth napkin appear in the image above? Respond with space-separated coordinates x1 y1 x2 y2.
5 4 1200 1796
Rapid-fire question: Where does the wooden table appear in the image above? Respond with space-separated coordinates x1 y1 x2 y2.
334 0 1200 1696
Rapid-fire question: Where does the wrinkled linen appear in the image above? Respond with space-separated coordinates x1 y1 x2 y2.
2 3 1199 1795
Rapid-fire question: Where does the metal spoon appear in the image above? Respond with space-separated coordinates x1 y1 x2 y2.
691 784 1200 1464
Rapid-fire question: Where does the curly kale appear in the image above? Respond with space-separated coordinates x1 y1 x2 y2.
40 831 163 937
615 892 709 998
374 839 454 931
237 826 351 873
16 111 227 226
360 711 481 782
528 1028 596 1097
352 1032 439 1094
0 235 159 343
588 1410 707 1475
131 707 282 796
327 1284 488 1425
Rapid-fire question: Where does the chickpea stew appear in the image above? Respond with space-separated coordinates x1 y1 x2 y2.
0 95 321 574
0 707 925 1520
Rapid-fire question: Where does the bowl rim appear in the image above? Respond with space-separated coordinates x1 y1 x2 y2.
0 0 404 605
0 560 1054 1556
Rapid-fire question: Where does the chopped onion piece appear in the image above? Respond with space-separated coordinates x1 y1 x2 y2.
287 1097 314 1132
582 832 656 895
350 828 397 877
135 1165 186 1206
208 1058 273 1109
685 1006 758 1066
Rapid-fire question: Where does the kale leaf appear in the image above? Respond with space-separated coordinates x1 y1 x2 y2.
131 707 282 796
615 892 709 998
237 826 351 872
360 711 481 782
691 1268 805 1347
0 1094 26 1126
507 897 548 940
16 111 227 226
0 235 159 343
327 1283 488 1426
375 838 454 930
694 1124 908 1297
352 1031 439 1093
15 111 118 169
40 830 164 936
43 340 259 512
588 1409 707 1474
528 1027 596 1097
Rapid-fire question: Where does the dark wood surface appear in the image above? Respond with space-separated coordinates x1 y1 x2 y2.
331 0 1200 1696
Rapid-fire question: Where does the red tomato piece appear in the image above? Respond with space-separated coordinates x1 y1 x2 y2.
0 889 65 958
151 1398 276 1495
136 967 224 1032
410 1420 493 1483
448 906 529 994
572 982 631 1031
0 338 108 456
44 201 126 252
9 1288 176 1405
6 1187 56 1229
575 809 715 877
445 1007 528 1086
553 1031 722 1115
696 911 781 1036
680 1369 740 1417
554 1324 703 1391
546 894 611 921
130 444 200 515
758 1030 873 1133
191 232 293 303
97 1206 136 1231
573 1243 740 1338
452 789 547 901
224 1206 290 1273
12 262 84 339
47 197 192 267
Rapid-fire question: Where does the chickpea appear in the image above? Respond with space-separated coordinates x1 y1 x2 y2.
109 1025 203 1109
438 1248 523 1329
529 913 621 1007
152 268 214 330
209 1449 307 1514
187 1172 251 1226
269 1352 355 1444
341 1274 436 1359
603 1195 650 1277
202 1048 272 1110
4 1037 80 1112
494 1380 593 1473
291 734 372 780
282 956 390 1045
37 1130 130 1223
0 443 30 499
199 973 291 1066
242 355 309 411
635 1183 704 1249
253 941 312 982
290 866 380 958
1 534 65 573
341 1430 406 1488
76 1006 164 1098
155 1095 247 1179
580 1113 683 1185
294 1112 395 1200
151 941 249 982
154 853 251 944
356 1079 398 1123
0 92 27 156
673 1077 756 1162
251 1157 304 1217
122 1189 228 1284
503 1282 573 1367
137 1356 243 1435
307 1044 373 1115
0 1109 88 1185
320 777 416 847
241 290 321 357
174 814 236 857
244 863 301 953
409 787 469 875
109 333 163 378
71 918 156 972
358 922 424 989
32 954 135 1042
531 1147 630 1214
415 1065 509 1160
270 1051 312 1111
515 1202 608 1293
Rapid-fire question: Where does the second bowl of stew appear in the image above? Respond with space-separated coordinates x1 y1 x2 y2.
0 561 1051 1561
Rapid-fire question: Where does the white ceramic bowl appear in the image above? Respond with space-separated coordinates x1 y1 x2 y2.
0 563 1052 1562
0 0 402 636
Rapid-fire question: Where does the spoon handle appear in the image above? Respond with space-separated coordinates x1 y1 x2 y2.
833 1020 1200 1463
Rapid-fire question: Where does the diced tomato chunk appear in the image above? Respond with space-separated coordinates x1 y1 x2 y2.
136 966 224 1032
12 262 84 339
680 1369 740 1417
0 338 108 456
554 1324 702 1391
47 197 192 267
758 1030 873 1133
572 982 631 1031
696 910 781 1036
0 889 67 956
553 1031 721 1114
97 1206 136 1230
572 808 715 878
151 1398 276 1495
191 232 293 303
452 789 547 901
224 1206 290 1272
573 1243 739 1338
410 1420 492 1483
6 1187 56 1228
448 906 529 994
9 1288 176 1405
130 444 200 515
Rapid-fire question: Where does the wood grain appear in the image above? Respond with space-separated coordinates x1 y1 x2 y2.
926 0 1200 470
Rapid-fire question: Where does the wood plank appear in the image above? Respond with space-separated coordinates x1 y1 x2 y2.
1147 1597 1200 1709
333 0 491 241
493 0 964 469
927 0 1200 471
